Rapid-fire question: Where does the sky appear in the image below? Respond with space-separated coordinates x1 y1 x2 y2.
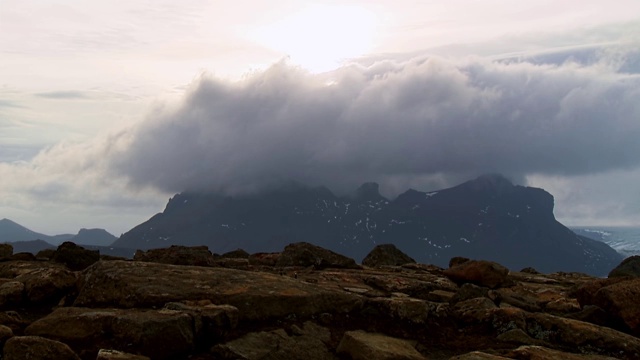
1 0 640 236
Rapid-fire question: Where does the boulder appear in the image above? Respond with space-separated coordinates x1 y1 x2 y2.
609 256 640 277
52 242 100 271
444 260 510 289
96 349 151 360
133 245 215 266
221 249 250 259
506 345 620 359
590 277 640 334
74 260 362 322
0 243 13 260
15 266 77 305
36 248 57 260
362 244 416 267
0 281 24 306
3 335 80 360
13 252 37 261
248 252 280 266
336 330 426 360
212 321 335 360
0 324 13 345
25 307 195 360
276 242 361 269
489 308 640 359
164 302 239 345
449 283 489 304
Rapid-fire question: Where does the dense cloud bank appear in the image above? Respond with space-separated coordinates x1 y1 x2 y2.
108 54 640 196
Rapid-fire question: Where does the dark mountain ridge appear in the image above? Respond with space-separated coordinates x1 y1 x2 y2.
114 174 622 276
0 219 117 248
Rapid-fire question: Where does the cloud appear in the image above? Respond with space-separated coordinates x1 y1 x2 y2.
103 49 640 197
35 91 88 99
1 43 639 232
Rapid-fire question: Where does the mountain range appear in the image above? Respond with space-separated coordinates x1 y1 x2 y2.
0 218 117 250
114 174 622 276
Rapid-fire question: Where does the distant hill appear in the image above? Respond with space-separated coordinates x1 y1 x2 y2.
114 174 622 276
0 218 56 243
0 218 118 248
9 239 55 254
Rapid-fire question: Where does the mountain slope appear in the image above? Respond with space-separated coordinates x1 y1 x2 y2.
0 218 54 243
114 174 622 276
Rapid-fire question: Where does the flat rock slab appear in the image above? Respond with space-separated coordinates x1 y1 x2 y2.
74 260 363 321
25 307 195 360
337 330 426 360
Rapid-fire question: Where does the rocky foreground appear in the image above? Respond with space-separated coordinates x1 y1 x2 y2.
1 242 640 360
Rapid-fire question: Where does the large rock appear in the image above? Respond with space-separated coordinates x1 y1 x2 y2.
589 278 640 334
25 307 195 360
52 242 100 271
0 281 24 306
212 321 335 360
362 244 416 267
609 255 640 277
336 330 426 360
15 266 77 305
0 243 13 260
3 335 80 360
488 308 640 359
133 245 215 266
275 242 361 269
444 260 509 289
74 260 362 321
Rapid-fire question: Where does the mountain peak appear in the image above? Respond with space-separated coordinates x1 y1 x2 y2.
353 182 385 201
462 174 516 193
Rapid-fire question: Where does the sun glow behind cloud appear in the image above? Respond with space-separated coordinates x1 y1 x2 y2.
247 4 378 72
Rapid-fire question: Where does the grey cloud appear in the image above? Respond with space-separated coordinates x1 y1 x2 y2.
108 51 640 197
35 91 88 99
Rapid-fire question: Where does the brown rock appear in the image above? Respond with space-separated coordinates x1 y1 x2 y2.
74 260 362 322
449 283 489 304
10 252 35 261
0 324 13 346
25 307 194 360
591 277 640 334
96 349 151 360
336 330 426 360
133 245 215 266
221 249 250 258
0 281 24 306
52 242 100 271
164 302 238 345
212 322 335 360
15 266 77 305
444 260 509 289
276 242 361 269
451 297 498 323
449 257 470 268
362 244 416 267
488 308 640 359
506 345 620 359
365 297 433 324
0 243 13 260
609 255 640 278
449 352 511 359
3 335 80 360
36 248 56 260
248 252 280 266
574 277 628 308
